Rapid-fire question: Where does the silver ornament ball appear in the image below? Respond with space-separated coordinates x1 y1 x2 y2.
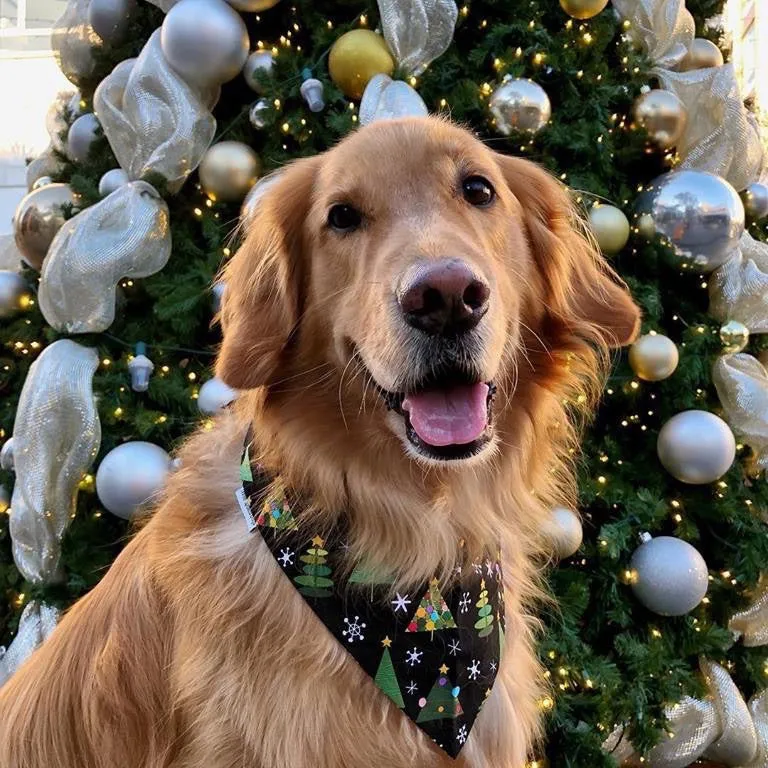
0 272 31 318
588 204 630 255
679 38 724 72
546 506 583 559
743 182 768 220
628 333 679 381
198 377 237 414
0 438 14 471
26 152 64 191
241 171 282 222
243 50 274 93
489 78 551 136
31 176 54 191
13 183 79 271
630 534 708 616
161 0 250 88
635 170 744 272
66 113 100 164
249 98 270 129
212 281 226 313
200 141 261 203
88 0 137 44
226 0 281 10
96 441 170 519
98 168 130 198
657 410 736 484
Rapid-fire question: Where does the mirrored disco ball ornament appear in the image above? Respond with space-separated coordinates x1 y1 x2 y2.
657 410 736 484
489 78 551 136
628 333 679 381
629 534 708 616
98 168 129 197
635 170 744 272
742 182 768 220
198 377 237 414
96 441 170 519
0 272 31 317
243 50 274 94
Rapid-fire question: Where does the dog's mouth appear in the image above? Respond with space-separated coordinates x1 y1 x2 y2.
378 370 496 461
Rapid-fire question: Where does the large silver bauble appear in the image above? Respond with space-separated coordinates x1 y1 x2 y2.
628 333 679 381
489 78 551 136
243 50 274 93
160 0 250 87
66 113 100 163
226 0 280 13
96 441 170 519
198 377 237 414
0 272 31 317
13 183 79 271
98 168 130 197
636 170 744 272
200 141 260 203
679 38 724 72
743 182 768 220
241 171 282 222
545 506 583 559
88 0 136 44
588 204 630 255
0 438 14 471
657 410 736 484
630 534 708 616
633 89 688 149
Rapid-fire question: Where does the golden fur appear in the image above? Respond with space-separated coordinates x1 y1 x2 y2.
0 117 639 767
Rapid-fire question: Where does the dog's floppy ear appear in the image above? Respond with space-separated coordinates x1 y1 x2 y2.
495 154 640 348
216 156 319 390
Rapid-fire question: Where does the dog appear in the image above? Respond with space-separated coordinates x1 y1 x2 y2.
0 116 639 767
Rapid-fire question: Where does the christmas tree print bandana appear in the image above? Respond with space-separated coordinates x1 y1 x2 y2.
237 439 506 759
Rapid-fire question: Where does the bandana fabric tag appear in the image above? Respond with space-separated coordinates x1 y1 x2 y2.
240 441 506 759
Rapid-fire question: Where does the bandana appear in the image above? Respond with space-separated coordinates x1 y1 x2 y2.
237 439 505 759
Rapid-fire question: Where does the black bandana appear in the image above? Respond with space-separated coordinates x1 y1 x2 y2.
237 440 505 759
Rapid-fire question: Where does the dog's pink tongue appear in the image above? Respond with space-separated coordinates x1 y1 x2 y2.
403 383 489 447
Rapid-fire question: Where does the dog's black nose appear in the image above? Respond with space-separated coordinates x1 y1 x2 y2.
398 259 490 336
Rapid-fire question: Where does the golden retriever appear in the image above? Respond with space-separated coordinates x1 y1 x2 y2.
0 116 639 767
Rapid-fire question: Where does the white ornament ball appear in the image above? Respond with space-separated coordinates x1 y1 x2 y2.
161 0 250 88
198 377 237 414
200 141 261 203
657 410 736 484
588 205 630 255
0 438 14 471
489 78 551 136
628 334 679 381
96 441 170 519
630 534 708 616
743 182 768 220
98 168 130 197
243 50 274 93
0 272 31 318
545 506 583 559
249 98 270 129
66 113 100 164
88 0 136 44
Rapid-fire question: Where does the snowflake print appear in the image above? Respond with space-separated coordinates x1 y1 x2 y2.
457 724 468 745
448 639 462 656
406 681 418 695
406 647 423 666
472 561 483 575
489 660 497 673
391 592 411 613
485 560 494 577
342 615 367 643
277 547 294 567
459 591 472 614
467 659 481 680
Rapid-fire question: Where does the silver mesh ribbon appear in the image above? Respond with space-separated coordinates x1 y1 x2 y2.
0 602 60 688
377 0 458 76
611 0 694 69
0 236 23 272
730 577 768 648
710 233 768 334
93 30 217 193
39 181 171 333
654 65 764 193
51 0 98 86
712 354 768 473
743 690 768 768
359 74 428 125
10 339 100 583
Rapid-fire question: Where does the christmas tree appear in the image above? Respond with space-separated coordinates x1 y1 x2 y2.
473 579 494 638
294 536 334 597
406 578 457 634
374 638 405 709
416 671 463 724
1 0 767 764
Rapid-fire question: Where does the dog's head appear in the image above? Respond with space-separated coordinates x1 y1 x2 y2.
217 117 639 469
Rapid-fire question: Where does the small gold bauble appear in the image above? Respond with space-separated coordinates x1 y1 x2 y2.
628 333 679 381
679 38 724 72
226 0 280 11
633 89 688 149
558 0 608 20
588 205 630 255
329 30 394 100
719 320 749 354
636 212 656 240
199 141 261 203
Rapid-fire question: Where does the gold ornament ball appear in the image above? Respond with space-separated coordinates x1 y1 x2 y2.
329 30 394 100
13 183 79 271
226 0 280 11
199 141 261 203
559 0 608 19
719 320 749 354
629 333 679 381
633 89 688 149
588 205 630 255
679 38 724 72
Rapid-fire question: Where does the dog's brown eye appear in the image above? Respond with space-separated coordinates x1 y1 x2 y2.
328 204 362 232
462 176 495 207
